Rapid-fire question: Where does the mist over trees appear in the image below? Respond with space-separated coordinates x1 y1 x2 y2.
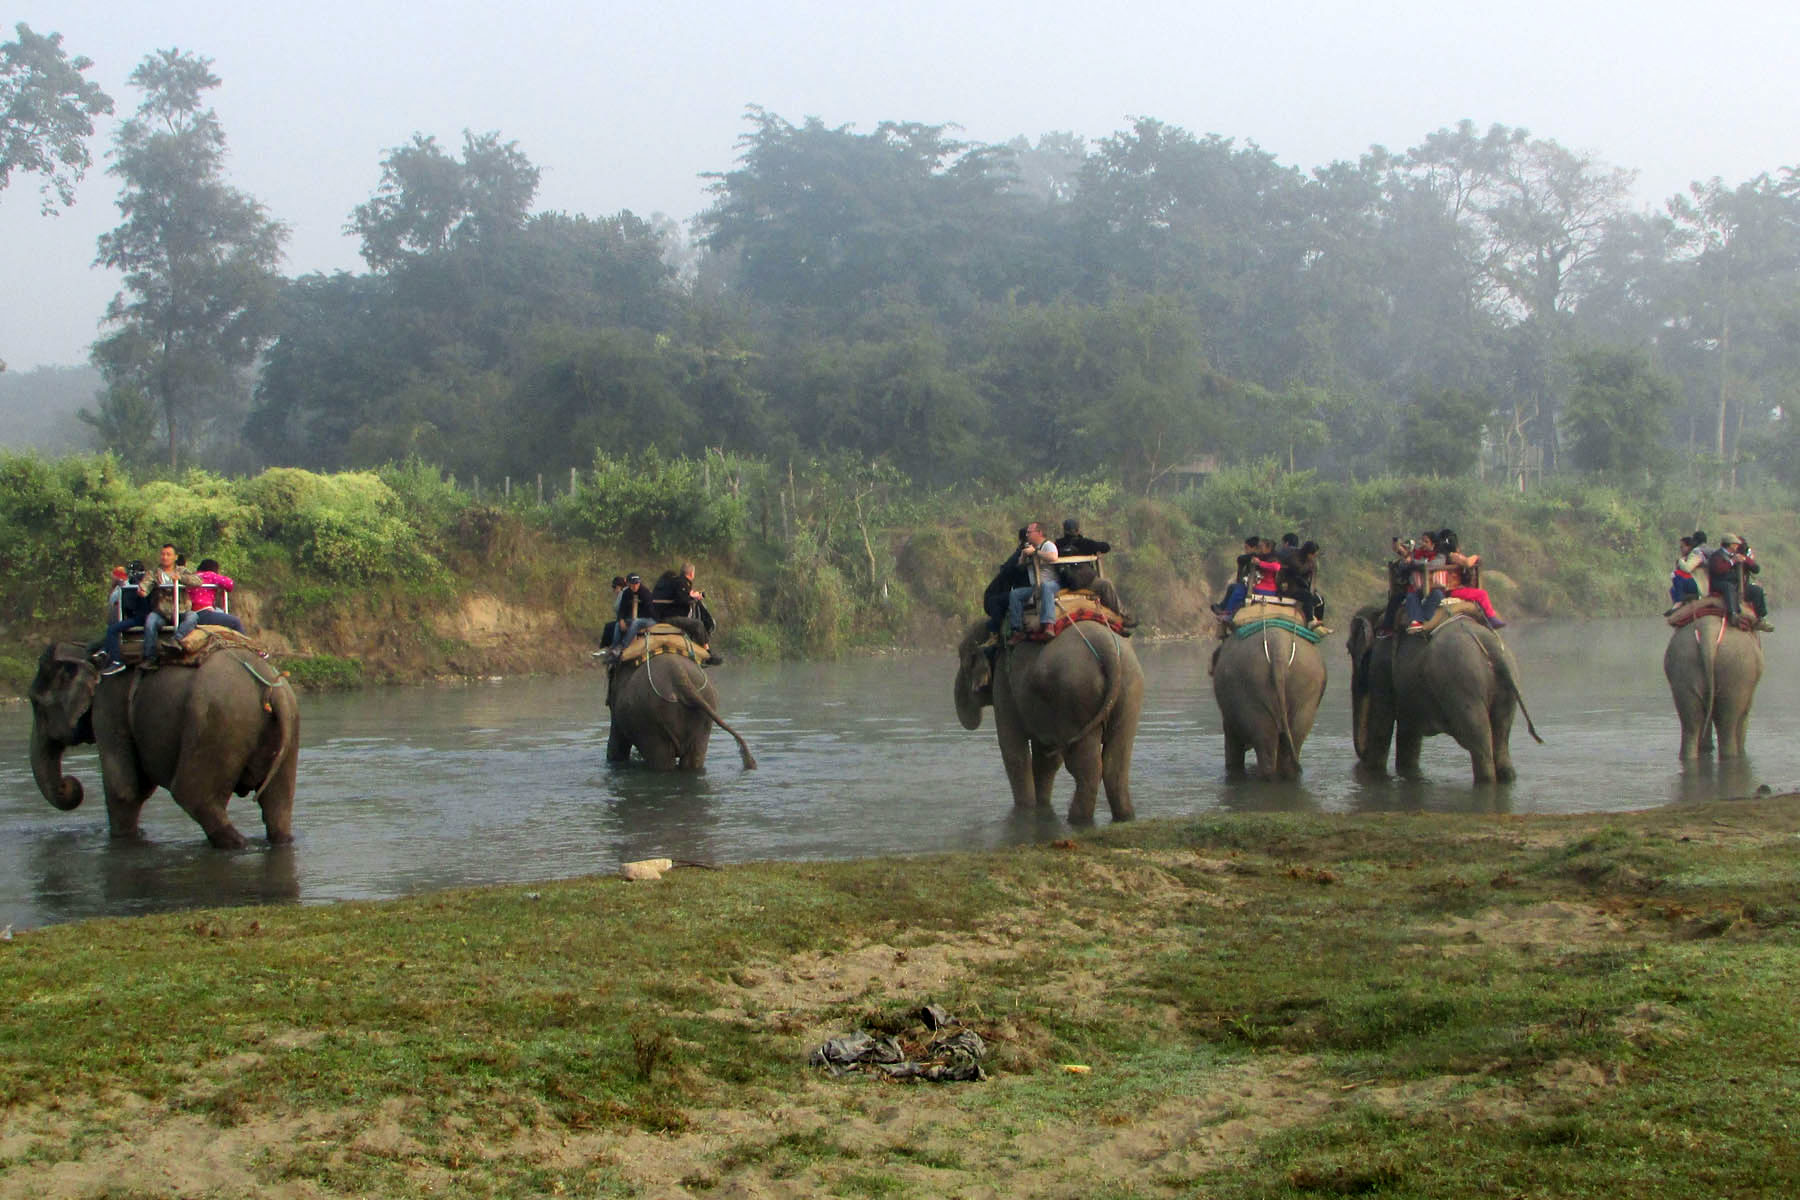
14 31 1800 496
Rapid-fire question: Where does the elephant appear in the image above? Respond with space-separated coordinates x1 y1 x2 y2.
1664 616 1763 759
28 642 300 848
1347 606 1541 783
1212 624 1327 779
953 618 1143 822
605 655 756 770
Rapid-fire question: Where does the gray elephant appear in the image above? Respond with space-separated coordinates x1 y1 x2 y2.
1664 616 1762 758
1212 625 1327 779
28 642 300 848
1347 607 1540 783
605 656 756 770
953 619 1143 822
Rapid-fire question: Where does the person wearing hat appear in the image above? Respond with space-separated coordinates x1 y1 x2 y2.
1056 518 1135 629
1708 535 1772 630
612 573 657 653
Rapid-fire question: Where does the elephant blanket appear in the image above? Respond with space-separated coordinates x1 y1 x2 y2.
101 624 275 670
1226 600 1321 644
1013 589 1125 643
614 623 710 667
1667 595 1757 631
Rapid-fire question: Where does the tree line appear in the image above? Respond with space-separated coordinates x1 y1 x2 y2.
7 26 1800 494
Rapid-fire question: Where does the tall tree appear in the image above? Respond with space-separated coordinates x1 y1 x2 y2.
89 49 286 469
348 129 540 271
1561 345 1677 477
0 23 113 214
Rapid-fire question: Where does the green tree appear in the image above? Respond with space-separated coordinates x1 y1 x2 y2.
1397 388 1493 477
89 49 287 469
1561 346 1677 476
0 23 113 213
348 129 540 271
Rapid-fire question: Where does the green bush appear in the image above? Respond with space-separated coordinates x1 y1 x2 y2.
550 449 746 556
279 654 366 689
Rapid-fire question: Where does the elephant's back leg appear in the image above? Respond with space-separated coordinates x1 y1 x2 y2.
1062 738 1103 824
166 664 262 848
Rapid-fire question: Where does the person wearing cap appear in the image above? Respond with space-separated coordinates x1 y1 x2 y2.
612 573 657 653
1708 535 1772 630
1055 518 1135 629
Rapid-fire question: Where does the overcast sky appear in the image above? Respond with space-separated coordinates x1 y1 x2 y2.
4 0 1797 371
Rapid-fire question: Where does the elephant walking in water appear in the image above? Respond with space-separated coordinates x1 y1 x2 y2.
1347 607 1540 783
1664 616 1762 759
605 655 756 770
28 643 300 848
953 619 1143 823
1212 624 1327 780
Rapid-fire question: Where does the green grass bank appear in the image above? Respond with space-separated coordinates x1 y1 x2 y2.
3 798 1798 1197
2 451 1791 696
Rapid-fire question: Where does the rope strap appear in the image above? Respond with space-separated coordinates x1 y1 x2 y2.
1232 618 1321 644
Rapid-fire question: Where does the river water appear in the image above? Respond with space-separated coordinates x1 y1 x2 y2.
3 620 1794 930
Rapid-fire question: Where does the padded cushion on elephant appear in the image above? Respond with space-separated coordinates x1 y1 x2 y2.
614 623 709 666
174 625 274 665
1009 590 1124 642
1666 596 1743 629
1413 597 1484 634
1230 598 1301 627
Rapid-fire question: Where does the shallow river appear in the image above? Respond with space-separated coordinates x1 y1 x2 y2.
3 620 1795 930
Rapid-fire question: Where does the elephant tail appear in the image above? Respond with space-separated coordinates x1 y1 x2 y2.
1699 615 1723 747
1488 636 1544 745
240 656 300 793
667 660 758 770
1059 625 1124 757
1266 628 1300 764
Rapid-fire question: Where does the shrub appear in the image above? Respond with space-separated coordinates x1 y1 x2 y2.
550 450 746 556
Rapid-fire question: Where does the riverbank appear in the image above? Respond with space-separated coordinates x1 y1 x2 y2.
2 796 1797 1198
3 452 1794 697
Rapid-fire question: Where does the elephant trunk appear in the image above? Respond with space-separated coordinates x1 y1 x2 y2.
953 659 986 731
30 724 84 811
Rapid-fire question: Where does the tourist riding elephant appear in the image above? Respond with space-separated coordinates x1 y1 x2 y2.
953 619 1143 822
605 655 756 770
28 642 300 848
1212 623 1327 779
1347 606 1541 783
1664 616 1763 759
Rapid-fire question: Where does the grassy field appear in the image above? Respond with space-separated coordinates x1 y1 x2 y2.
3 798 1800 1198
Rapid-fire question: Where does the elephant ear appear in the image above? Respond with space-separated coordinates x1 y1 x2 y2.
30 646 100 745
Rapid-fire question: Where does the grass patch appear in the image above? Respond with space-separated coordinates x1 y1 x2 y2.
277 653 366 689
4 799 1800 1197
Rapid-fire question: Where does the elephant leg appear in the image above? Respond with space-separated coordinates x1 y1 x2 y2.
606 723 632 763
1030 744 1062 812
1491 722 1516 783
638 730 680 770
255 743 298 845
167 752 249 850
1715 702 1748 759
1101 732 1135 822
1362 698 1396 773
998 728 1037 808
1223 728 1249 776
1251 726 1283 780
1394 726 1424 776
683 717 710 770
1062 738 1103 825
98 747 151 840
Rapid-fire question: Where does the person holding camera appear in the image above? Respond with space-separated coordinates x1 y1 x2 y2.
98 544 201 674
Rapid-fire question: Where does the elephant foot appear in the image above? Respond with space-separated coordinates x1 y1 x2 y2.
265 829 295 846
1495 765 1517 783
206 824 249 850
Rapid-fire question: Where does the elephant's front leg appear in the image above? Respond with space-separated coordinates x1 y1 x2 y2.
1394 726 1424 776
996 725 1039 808
98 746 152 840
1061 738 1104 824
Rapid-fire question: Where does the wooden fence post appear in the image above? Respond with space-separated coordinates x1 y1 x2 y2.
537 474 543 504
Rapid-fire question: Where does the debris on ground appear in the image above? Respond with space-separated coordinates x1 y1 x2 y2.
809 1005 988 1082
621 858 675 881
